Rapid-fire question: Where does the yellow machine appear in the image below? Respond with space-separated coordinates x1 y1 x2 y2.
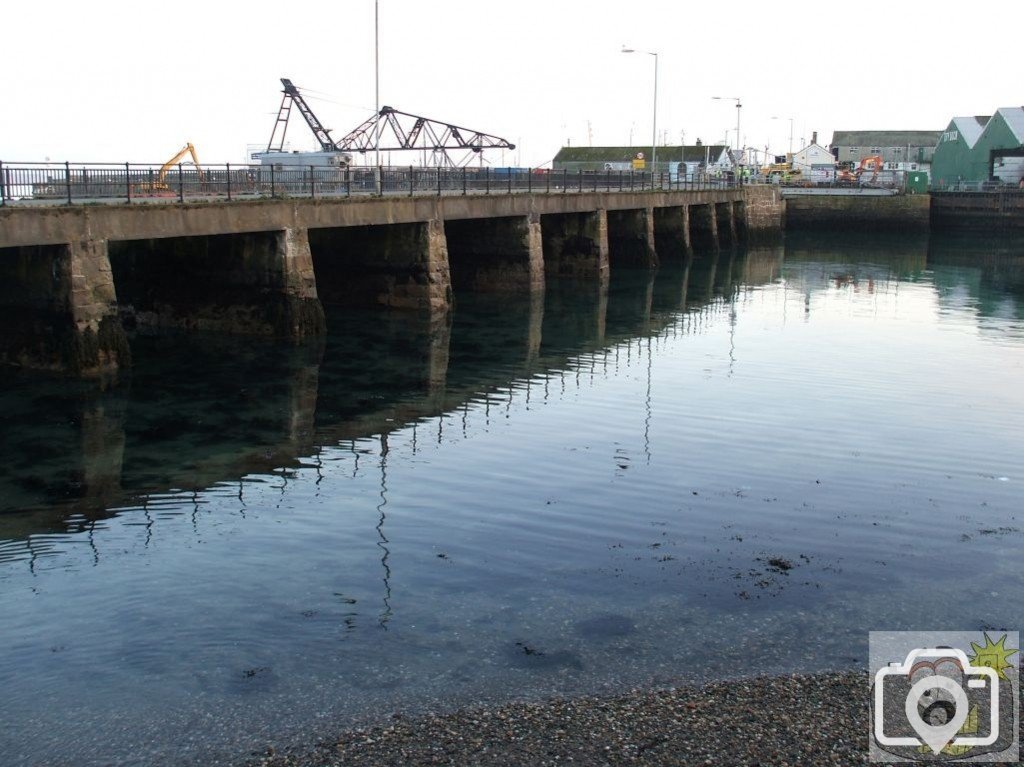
761 154 801 182
141 143 205 193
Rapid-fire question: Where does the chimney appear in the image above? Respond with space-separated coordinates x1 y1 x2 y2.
812 131 818 145
696 138 702 146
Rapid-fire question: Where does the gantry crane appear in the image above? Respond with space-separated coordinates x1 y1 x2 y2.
260 78 515 168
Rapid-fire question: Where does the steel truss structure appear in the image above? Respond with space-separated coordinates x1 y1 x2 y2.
335 106 516 167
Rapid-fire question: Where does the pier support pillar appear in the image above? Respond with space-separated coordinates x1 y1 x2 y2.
309 220 452 315
689 203 720 253
0 240 128 374
607 208 658 269
653 205 692 260
108 229 326 339
445 214 544 293
277 227 328 339
732 200 748 243
715 202 737 247
541 210 609 279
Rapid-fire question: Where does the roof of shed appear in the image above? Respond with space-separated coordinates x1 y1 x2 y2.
829 130 942 148
553 145 728 163
950 116 990 148
994 107 1024 143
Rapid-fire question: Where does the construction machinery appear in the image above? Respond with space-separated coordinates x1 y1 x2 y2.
252 79 352 168
254 77 516 169
837 155 883 185
137 143 205 194
761 154 802 183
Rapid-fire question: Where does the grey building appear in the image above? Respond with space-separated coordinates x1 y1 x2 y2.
828 130 942 167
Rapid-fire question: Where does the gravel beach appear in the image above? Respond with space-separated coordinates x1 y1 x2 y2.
250 672 875 766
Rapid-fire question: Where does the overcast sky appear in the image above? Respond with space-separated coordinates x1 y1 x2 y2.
5 0 1021 167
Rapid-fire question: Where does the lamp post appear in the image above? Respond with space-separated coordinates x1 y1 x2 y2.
713 96 742 154
373 0 382 193
621 46 658 173
772 116 794 156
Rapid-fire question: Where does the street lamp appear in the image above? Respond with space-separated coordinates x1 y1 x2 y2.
712 96 742 154
621 46 658 173
772 116 794 156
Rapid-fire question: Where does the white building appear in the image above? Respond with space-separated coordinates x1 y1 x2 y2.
791 132 835 181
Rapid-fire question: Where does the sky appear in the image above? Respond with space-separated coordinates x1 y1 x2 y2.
4 0 1022 168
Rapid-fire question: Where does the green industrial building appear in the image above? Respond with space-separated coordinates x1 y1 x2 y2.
974 107 1024 184
931 116 989 189
931 107 1024 189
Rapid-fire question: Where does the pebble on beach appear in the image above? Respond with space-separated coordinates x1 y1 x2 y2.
249 672 872 766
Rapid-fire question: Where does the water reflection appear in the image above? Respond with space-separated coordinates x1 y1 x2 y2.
2 233 1024 767
6 233 1024 557
0 253 763 558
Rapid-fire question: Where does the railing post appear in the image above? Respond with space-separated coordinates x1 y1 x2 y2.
437 166 442 196
409 165 415 197
178 163 184 203
309 166 315 199
485 166 490 194
578 169 582 192
0 161 5 206
546 168 550 194
562 168 567 194
508 168 512 195
346 166 351 197
528 168 532 194
226 162 232 201
65 161 72 205
270 164 276 198
462 166 467 195
125 162 131 204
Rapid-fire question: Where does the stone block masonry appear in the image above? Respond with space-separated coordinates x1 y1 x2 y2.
785 194 929 232
0 240 128 374
0 188 778 374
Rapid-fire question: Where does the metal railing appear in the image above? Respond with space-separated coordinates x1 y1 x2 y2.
0 161 741 206
930 181 1024 193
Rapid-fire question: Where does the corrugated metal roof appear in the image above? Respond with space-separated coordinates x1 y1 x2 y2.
553 145 727 163
951 116 989 148
829 130 942 148
995 107 1024 143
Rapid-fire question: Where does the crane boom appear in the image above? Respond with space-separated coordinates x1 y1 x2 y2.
335 106 515 167
267 78 340 153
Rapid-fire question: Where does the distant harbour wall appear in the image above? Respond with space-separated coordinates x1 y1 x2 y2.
784 194 930 232
931 191 1024 231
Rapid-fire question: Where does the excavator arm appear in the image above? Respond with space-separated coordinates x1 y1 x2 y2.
157 143 204 185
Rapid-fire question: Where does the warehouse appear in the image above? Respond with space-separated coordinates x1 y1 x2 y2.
930 116 990 189
974 107 1024 187
829 130 940 171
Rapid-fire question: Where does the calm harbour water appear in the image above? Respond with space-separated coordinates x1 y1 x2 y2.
2 232 1023 766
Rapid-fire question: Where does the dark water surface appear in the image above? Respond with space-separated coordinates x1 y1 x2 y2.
2 232 1023 766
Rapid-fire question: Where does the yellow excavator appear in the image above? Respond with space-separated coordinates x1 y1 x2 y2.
139 143 205 193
